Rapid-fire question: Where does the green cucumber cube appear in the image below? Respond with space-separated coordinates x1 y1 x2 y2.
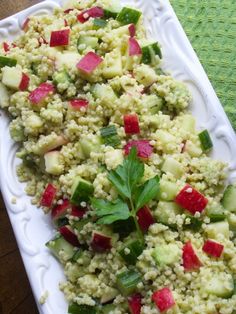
70 177 94 204
152 243 180 267
222 185 236 212
46 236 75 261
116 7 142 25
0 56 17 68
116 269 142 296
119 240 144 264
68 303 96 314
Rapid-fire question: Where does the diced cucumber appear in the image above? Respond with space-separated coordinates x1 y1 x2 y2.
161 157 184 179
56 52 81 70
204 274 234 298
2 66 22 90
0 56 17 68
77 36 98 52
116 269 142 296
156 180 179 201
205 221 230 239
100 125 121 148
46 235 75 261
93 19 108 29
141 42 162 65
119 239 144 265
222 185 236 212
70 177 94 204
142 94 163 114
227 213 236 232
53 70 71 86
0 82 10 108
102 49 123 79
73 218 91 232
180 114 196 133
99 304 116 314
68 303 96 314
104 2 121 19
44 151 64 175
80 134 102 158
92 83 117 107
152 243 180 267
206 203 226 222
155 201 182 226
198 129 213 152
116 7 142 25
104 9 119 19
100 287 119 304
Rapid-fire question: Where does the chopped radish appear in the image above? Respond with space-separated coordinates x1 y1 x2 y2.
175 184 208 215
129 24 136 37
129 38 142 56
124 114 140 134
69 99 89 110
77 52 103 74
51 199 71 221
91 231 112 252
50 29 70 47
59 225 80 247
128 293 142 314
77 7 104 23
71 205 87 218
22 18 30 31
202 240 224 258
19 73 30 91
12 43 17 48
137 206 155 232
40 183 57 207
64 8 74 14
124 140 153 158
182 241 202 271
152 288 175 312
3 42 10 52
29 82 55 105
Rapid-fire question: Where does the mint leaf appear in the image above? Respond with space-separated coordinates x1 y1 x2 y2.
135 175 160 210
108 147 144 199
91 198 131 225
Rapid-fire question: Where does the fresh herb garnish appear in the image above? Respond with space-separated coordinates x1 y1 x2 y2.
91 148 160 241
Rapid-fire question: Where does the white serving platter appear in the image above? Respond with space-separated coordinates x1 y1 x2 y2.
0 1 236 313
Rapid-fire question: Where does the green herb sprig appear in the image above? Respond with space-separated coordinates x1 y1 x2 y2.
91 148 160 241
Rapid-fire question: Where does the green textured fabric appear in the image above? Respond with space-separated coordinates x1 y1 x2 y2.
170 0 236 130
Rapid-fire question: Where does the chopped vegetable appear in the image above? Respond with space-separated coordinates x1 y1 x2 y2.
202 239 224 258
182 241 202 271
116 269 142 296
129 38 142 56
77 52 103 74
90 231 112 252
116 7 142 25
137 206 155 232
128 293 142 314
68 303 96 314
119 239 144 264
0 56 17 68
70 177 94 204
124 114 140 134
222 185 236 212
124 140 153 158
198 129 213 152
59 225 80 247
22 18 30 31
50 29 70 47
19 73 30 91
77 7 104 23
3 42 10 52
152 287 175 312
40 183 57 207
100 125 121 147
93 18 108 29
46 235 74 261
69 99 89 110
129 24 136 37
175 184 208 215
29 82 55 105
51 199 71 222
141 42 162 64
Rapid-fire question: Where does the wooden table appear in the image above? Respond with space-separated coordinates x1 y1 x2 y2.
0 3 42 314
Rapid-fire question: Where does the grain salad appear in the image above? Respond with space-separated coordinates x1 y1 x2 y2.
0 0 236 313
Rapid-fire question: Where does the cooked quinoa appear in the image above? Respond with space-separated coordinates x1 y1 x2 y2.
0 0 236 314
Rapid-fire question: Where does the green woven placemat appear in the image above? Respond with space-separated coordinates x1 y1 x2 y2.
170 0 236 130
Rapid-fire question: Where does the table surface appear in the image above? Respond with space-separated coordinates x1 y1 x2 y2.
0 2 41 314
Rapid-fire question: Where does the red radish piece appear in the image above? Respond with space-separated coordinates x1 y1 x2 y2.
71 206 86 218
64 8 74 14
22 18 30 31
51 199 71 221
152 288 175 312
202 240 224 258
19 73 30 91
129 38 142 56
124 140 153 158
182 241 202 271
40 183 57 207
70 99 89 110
128 293 142 314
175 184 208 215
12 43 17 48
50 29 70 47
3 42 10 52
124 114 140 135
77 7 104 23
59 225 80 247
128 24 136 37
29 82 55 105
91 231 112 252
77 52 103 74
137 206 155 232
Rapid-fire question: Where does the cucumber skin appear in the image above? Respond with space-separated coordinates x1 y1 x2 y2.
68 303 96 314
71 177 94 204
0 56 17 68
222 185 236 212
116 7 142 25
198 129 213 152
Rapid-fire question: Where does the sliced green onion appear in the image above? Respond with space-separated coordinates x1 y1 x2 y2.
119 239 144 264
71 249 83 263
0 56 17 68
198 129 213 152
93 19 108 29
68 303 96 314
116 269 142 296
116 7 142 25
100 125 121 148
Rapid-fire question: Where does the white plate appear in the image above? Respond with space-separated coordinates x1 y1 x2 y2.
1 1 236 313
